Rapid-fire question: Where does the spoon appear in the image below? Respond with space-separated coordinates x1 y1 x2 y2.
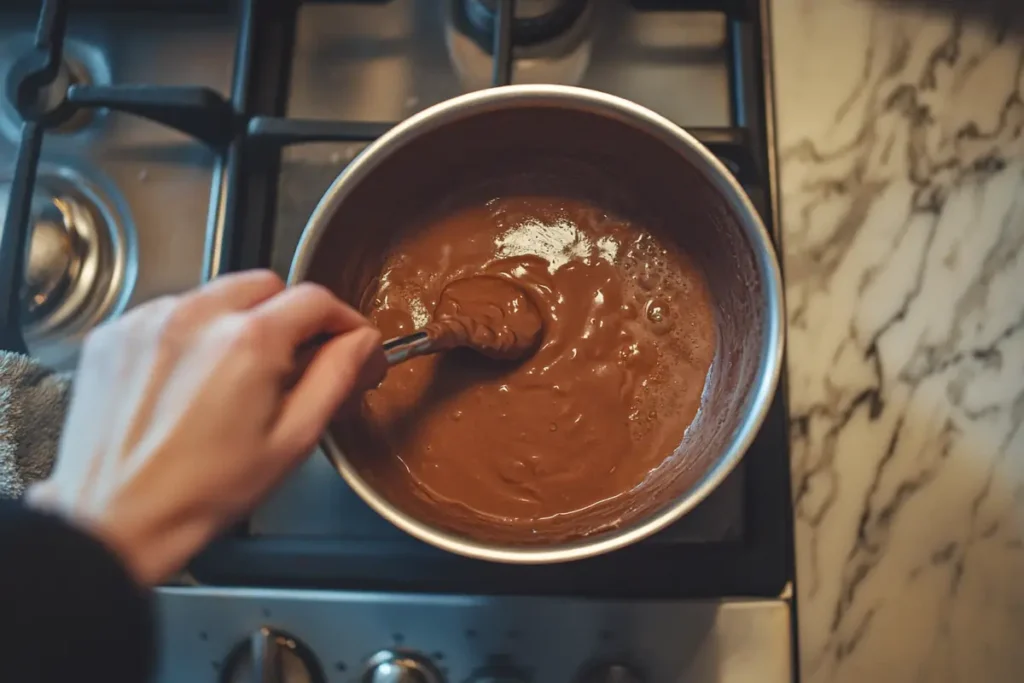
382 329 441 365
383 275 543 365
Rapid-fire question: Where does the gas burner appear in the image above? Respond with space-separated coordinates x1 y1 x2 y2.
0 171 132 368
456 0 591 52
446 0 594 90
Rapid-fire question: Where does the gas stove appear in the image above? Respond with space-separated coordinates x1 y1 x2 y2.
0 1 795 681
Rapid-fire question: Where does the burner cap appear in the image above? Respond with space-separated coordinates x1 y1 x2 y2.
24 201 81 319
22 195 99 323
0 176 126 360
458 0 590 51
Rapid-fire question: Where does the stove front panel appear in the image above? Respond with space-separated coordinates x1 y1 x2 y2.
156 587 793 683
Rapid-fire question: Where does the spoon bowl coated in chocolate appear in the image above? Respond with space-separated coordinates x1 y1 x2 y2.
382 276 543 366
424 275 543 360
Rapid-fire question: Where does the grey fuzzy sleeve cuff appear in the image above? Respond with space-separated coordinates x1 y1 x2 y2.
0 351 70 498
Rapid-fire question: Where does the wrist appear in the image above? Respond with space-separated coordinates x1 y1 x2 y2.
25 481 183 586
93 509 165 587
95 496 208 587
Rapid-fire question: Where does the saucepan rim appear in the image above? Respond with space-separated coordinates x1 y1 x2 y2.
288 84 785 564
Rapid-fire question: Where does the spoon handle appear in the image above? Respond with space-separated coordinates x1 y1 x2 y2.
301 329 439 367
382 330 437 366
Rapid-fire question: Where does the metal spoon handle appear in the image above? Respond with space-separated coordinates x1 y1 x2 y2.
301 329 440 367
383 330 438 366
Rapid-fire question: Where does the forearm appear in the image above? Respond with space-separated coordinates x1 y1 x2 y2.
0 499 155 683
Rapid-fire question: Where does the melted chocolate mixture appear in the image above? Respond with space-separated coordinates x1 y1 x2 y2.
338 196 717 543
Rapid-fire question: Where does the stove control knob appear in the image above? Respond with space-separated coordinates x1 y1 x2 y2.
221 628 323 683
577 663 643 683
362 650 444 683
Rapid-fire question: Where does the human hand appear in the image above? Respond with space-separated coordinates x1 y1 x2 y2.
27 270 385 586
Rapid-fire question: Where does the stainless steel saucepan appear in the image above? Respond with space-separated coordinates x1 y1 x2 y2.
288 84 784 564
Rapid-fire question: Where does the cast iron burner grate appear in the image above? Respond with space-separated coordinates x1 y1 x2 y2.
0 0 793 600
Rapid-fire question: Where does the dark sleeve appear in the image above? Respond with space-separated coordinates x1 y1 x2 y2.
0 499 155 683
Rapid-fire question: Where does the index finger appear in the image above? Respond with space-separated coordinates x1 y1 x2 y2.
252 282 370 346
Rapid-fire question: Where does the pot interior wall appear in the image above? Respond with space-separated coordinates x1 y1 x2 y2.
303 103 769 542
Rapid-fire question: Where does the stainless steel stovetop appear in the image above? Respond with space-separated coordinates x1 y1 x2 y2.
0 1 795 681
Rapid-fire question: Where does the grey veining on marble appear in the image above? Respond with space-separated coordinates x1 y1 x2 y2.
773 0 1024 681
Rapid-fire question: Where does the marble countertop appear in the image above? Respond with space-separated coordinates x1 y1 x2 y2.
772 0 1024 681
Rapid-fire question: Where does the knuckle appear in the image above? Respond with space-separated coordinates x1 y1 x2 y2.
234 314 273 352
164 298 202 330
247 269 286 292
292 281 335 306
157 297 206 347
200 315 268 372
